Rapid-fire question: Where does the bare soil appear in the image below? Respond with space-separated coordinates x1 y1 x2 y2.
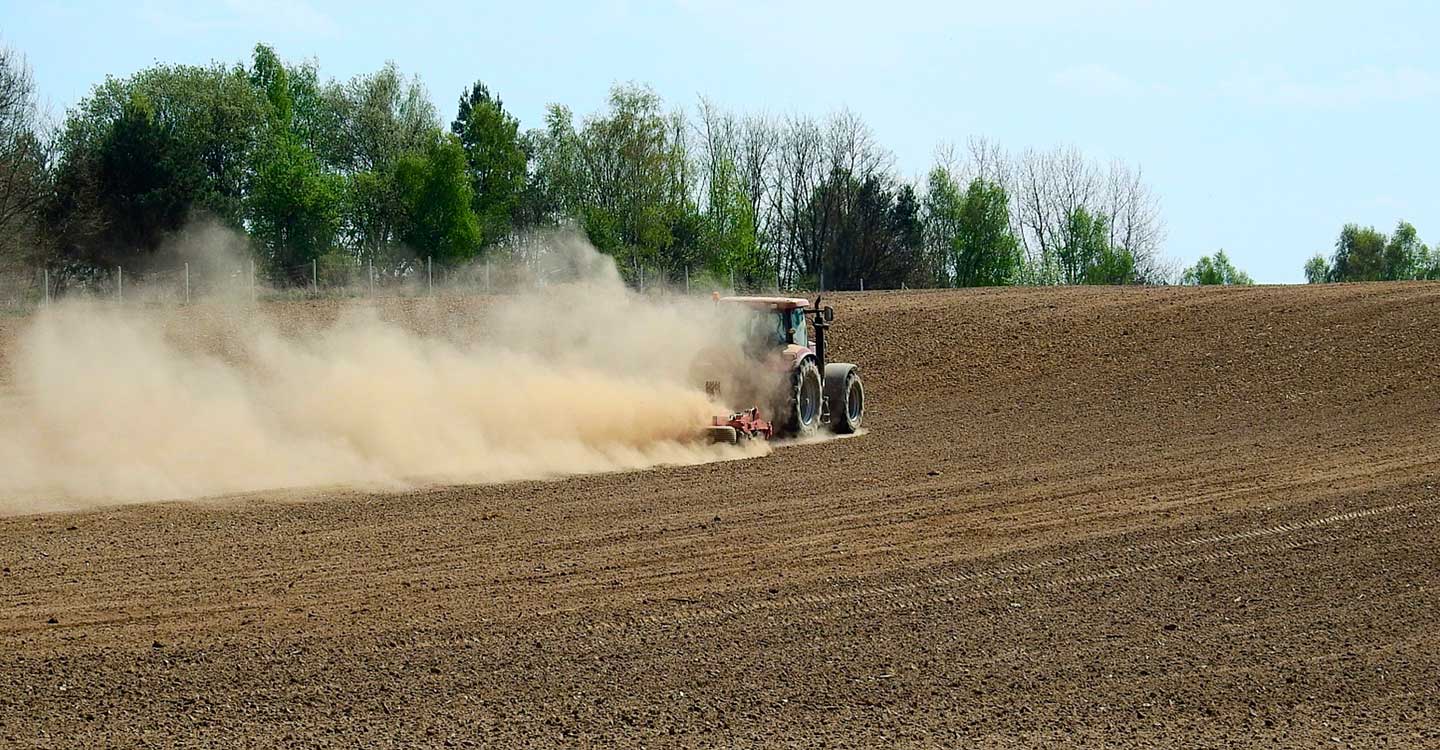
2 284 1439 748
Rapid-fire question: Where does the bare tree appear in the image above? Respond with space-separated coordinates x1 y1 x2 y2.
769 114 824 288
789 109 898 289
966 136 1010 186
823 108 892 180
0 43 52 272
1013 147 1059 282
931 141 964 181
1050 146 1102 283
737 112 777 257
694 97 739 212
1003 144 1166 284
665 107 694 211
1101 160 1166 281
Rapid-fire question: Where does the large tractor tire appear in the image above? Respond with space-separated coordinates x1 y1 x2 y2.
786 358 823 437
824 363 864 434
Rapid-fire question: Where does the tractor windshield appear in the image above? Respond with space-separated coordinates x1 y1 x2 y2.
741 308 807 350
741 310 784 353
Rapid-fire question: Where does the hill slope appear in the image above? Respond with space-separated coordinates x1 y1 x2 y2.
2 284 1438 748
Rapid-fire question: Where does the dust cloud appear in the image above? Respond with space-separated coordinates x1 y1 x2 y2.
0 235 775 514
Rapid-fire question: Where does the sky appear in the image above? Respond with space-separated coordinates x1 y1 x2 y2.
4 0 1437 283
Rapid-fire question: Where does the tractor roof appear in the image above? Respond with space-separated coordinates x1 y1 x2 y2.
719 295 811 311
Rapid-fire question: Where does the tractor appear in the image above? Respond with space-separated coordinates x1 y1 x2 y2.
703 295 864 443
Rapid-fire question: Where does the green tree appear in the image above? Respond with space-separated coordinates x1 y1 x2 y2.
394 134 481 265
247 44 341 162
327 62 437 174
522 85 699 280
319 62 439 267
920 166 964 286
1383 221 1421 280
1060 206 1135 284
702 157 766 283
809 170 922 290
450 82 527 246
343 170 401 265
95 93 190 258
556 84 692 277
244 46 342 280
1059 207 1099 284
1304 221 1440 283
523 105 585 225
1085 244 1137 285
52 61 267 267
665 198 707 280
1181 250 1254 285
953 177 1021 287
889 183 925 286
247 134 342 280
1412 241 1440 280
1330 224 1387 281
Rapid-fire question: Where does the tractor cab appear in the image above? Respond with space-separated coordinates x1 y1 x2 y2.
718 296 811 351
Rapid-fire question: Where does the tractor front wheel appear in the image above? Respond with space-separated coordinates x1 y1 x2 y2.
787 358 823 437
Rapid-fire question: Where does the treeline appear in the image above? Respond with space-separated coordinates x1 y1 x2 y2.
1 42 1171 291
1305 222 1437 283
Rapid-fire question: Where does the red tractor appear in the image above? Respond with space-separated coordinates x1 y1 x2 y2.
704 295 864 443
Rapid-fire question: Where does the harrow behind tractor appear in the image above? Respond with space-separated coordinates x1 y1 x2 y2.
704 295 864 443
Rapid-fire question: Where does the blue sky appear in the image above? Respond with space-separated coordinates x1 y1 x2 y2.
5 0 1437 282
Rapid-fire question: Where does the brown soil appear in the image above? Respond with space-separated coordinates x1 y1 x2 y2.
2 284 1439 748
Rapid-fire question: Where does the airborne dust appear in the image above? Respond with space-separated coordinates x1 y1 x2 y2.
0 233 778 514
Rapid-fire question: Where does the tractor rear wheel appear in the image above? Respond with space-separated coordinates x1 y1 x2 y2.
787 358 823 437
824 363 864 434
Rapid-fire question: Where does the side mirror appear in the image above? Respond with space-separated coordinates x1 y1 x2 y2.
823 306 834 322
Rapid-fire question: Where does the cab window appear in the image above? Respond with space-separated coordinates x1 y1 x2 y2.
789 309 808 347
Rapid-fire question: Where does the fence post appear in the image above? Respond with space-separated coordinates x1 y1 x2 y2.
685 266 690 294
312 258 318 293
118 266 123 302
730 268 735 292
428 256 433 295
185 262 191 304
860 278 864 292
640 265 645 293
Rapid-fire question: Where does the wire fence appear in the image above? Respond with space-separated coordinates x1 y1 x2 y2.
0 257 787 315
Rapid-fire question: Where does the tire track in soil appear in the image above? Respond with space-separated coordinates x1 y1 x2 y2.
568 497 1436 634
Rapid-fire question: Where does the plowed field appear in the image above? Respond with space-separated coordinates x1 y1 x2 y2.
3 284 1438 748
